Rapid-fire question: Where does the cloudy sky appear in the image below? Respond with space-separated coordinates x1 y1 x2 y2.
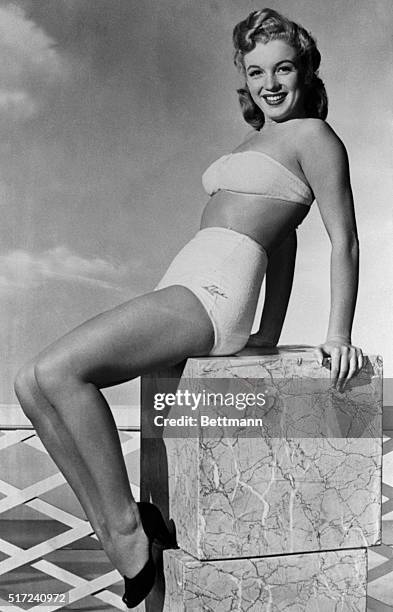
1 0 392 406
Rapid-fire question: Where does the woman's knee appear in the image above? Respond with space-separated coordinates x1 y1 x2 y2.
14 361 41 417
14 361 36 399
33 352 77 401
14 356 69 405
14 352 81 418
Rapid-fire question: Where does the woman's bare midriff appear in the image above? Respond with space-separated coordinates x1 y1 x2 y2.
200 190 310 253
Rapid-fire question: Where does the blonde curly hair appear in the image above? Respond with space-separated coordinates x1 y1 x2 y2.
233 8 328 129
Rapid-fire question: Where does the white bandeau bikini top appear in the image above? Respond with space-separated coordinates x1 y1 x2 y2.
202 150 313 206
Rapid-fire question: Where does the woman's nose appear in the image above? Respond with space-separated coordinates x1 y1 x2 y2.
264 73 280 91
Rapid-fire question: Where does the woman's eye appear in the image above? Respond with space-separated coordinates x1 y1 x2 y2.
248 69 263 78
277 65 293 73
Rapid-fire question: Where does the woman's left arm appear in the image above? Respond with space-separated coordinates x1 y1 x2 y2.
298 119 363 390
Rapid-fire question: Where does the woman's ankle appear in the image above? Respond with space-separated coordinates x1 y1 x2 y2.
104 525 149 577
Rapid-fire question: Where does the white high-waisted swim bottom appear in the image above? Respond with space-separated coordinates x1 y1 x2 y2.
154 226 268 356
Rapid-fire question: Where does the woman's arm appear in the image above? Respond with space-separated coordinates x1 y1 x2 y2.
247 230 296 347
298 119 363 389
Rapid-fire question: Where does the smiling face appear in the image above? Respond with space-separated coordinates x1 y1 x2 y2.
244 39 306 125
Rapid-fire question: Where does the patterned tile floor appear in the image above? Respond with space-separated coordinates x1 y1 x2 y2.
0 430 141 612
367 432 393 610
0 429 392 611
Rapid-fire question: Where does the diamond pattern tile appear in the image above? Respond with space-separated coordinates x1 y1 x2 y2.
381 433 393 549
0 429 141 611
368 431 393 609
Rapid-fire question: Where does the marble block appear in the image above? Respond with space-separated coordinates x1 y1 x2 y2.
162 348 382 559
163 547 367 611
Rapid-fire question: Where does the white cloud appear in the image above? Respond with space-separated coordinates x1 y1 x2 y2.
0 89 37 119
0 4 67 119
0 246 134 292
0 4 64 78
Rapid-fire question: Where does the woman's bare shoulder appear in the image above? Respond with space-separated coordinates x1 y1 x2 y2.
293 119 351 196
295 118 345 148
294 118 348 164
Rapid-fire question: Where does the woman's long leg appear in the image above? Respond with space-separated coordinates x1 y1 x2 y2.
14 367 107 537
14 285 214 577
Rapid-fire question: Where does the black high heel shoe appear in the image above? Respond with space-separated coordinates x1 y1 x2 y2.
122 502 177 609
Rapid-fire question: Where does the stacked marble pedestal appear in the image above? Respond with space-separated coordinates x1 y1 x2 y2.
142 347 382 611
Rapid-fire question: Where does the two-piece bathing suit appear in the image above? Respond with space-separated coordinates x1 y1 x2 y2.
155 150 313 355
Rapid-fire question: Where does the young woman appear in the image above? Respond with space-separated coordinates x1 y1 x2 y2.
14 8 363 608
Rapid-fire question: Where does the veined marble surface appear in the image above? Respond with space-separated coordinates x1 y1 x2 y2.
163 349 382 559
163 547 367 611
